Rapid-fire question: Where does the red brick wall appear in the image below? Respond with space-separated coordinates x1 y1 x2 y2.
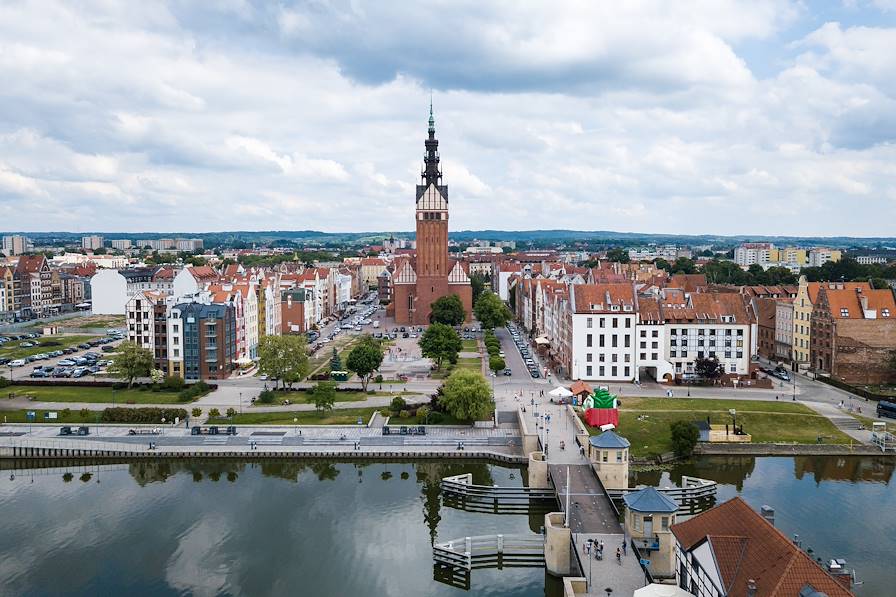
832 319 896 384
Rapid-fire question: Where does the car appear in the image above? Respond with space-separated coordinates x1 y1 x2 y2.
259 374 268 380
530 370 541 378
0 358 9 365
78 343 91 349
8 359 25 367
57 359 75 366
30 370 48 378
51 367 67 377
402 332 409 338
503 368 512 376
62 348 75 354
19 341 35 348
409 333 417 338
72 367 89 378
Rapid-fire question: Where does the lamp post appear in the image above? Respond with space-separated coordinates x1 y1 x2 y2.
239 392 243 414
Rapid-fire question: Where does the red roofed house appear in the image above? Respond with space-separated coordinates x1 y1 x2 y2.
672 497 853 597
810 285 896 384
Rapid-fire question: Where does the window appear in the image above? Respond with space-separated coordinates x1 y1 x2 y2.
625 319 631 328
730 363 737 372
587 317 593 328
661 516 669 530
840 308 849 317
586 334 592 348
599 318 605 328
586 365 593 377
586 353 592 362
883 309 891 317
640 353 647 360
602 451 608 463
624 366 630 376
640 330 647 337
651 341 658 349
616 450 623 462
624 336 630 348
652 330 658 337
611 366 618 376
651 352 658 360
599 335 605 347
612 317 618 328
599 366 605 376
612 335 618 348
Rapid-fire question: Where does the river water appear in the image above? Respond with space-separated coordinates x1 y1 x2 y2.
0 456 892 596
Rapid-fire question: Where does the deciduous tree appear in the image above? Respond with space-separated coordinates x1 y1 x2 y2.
419 323 462 370
346 335 384 391
109 341 154 388
310 382 337 412
429 294 466 326
439 369 494 422
257 335 309 389
474 291 512 330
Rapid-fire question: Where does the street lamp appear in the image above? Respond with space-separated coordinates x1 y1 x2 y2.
239 392 243 414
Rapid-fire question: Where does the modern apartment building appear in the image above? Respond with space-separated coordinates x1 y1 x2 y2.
110 239 132 250
2 235 31 256
125 291 169 370
81 235 104 250
168 301 236 381
734 243 774 266
569 284 639 382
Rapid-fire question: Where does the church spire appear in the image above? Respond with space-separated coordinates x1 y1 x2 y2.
422 99 441 187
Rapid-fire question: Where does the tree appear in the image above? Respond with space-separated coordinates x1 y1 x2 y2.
439 369 495 422
310 382 337 412
606 248 630 263
109 341 154 388
390 396 407 412
694 357 724 380
489 355 506 375
669 257 697 274
474 291 512 329
150 369 165 385
419 323 462 370
257 335 309 389
429 294 466 326
346 336 384 391
329 347 342 372
470 274 487 306
670 421 700 458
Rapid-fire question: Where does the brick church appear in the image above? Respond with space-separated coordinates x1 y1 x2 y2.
391 106 472 325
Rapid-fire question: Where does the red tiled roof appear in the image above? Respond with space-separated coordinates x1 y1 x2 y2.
672 497 853 597
822 287 896 320
572 283 636 314
15 255 46 274
188 266 219 281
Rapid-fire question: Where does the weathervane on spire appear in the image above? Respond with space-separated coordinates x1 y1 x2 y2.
428 92 435 133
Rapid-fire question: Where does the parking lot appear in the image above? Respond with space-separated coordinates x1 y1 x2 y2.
2 331 124 381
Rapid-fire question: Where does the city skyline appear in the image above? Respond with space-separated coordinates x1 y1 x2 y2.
2 2 896 235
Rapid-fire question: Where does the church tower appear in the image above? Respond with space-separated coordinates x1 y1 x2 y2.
392 102 472 325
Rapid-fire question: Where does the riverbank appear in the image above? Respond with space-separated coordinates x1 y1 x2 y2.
694 443 891 456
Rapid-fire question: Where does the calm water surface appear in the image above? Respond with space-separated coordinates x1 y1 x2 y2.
0 456 892 596
633 455 896 597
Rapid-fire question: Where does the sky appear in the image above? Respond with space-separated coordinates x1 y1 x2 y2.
1 1 896 236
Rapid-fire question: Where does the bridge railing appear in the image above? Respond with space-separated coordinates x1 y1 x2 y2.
433 534 545 570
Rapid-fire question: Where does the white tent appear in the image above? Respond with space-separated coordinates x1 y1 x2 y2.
549 386 573 398
633 584 692 597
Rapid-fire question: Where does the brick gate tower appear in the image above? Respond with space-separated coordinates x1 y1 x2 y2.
392 104 472 325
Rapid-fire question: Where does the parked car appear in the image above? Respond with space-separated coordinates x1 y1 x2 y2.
8 359 26 367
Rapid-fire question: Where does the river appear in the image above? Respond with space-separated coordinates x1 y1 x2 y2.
0 456 892 596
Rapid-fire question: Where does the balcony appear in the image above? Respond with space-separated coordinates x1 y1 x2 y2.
632 536 661 551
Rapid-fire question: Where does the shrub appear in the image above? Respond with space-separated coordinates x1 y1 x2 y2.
399 409 410 419
416 405 431 423
226 408 237 418
390 396 407 413
100 407 188 424
375 374 383 384
670 421 700 458
177 381 211 402
208 408 221 418
62 408 71 418
427 411 444 425
257 390 276 404
163 376 185 391
191 408 202 417
79 408 90 420
0 376 10 388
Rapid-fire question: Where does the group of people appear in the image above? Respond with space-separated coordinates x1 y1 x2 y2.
584 538 626 564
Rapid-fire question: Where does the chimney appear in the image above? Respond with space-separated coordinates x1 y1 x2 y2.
761 505 775 526
747 579 757 597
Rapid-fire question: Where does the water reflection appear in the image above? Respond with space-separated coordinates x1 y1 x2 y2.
0 459 541 597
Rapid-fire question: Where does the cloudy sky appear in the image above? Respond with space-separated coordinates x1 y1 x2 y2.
1 1 895 236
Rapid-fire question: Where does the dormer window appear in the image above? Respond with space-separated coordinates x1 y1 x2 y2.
883 309 890 317
840 308 849 317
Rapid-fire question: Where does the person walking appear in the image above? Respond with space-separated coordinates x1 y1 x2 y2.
616 547 621 564
621 538 627 556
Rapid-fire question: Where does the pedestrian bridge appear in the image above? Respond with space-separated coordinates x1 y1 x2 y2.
433 534 545 570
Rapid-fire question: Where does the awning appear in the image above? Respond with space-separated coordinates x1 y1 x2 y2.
534 336 550 345
549 386 573 398
633 585 692 597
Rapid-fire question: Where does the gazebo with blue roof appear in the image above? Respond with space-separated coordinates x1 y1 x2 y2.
587 430 631 490
622 486 679 578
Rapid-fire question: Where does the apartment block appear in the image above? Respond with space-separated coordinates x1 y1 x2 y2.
81 235 104 250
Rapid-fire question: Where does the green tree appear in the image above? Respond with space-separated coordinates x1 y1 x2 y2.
419 323 462 370
489 355 506 375
439 369 495 422
329 347 342 372
310 382 337 412
473 291 512 329
669 257 697 274
670 421 700 458
390 396 407 412
346 336 384 391
470 274 487 306
257 335 309 389
109 341 154 388
695 357 724 380
429 294 466 326
606 248 630 263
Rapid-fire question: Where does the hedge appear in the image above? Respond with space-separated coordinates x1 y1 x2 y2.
100 407 189 424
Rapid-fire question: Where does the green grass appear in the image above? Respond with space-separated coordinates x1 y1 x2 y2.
0 335 101 360
461 339 479 352
0 408 102 424
24 314 125 329
855 385 896 397
5 384 201 404
209 407 381 426
254 390 369 406
589 397 855 459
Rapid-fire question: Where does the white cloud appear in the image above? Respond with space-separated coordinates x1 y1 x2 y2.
0 1 894 235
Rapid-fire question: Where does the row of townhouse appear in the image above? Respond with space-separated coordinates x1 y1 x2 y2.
514 276 754 383
1 256 92 321
117 262 363 380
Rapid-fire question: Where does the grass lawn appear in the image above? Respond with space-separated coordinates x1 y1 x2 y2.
461 339 479 352
209 407 380 426
0 335 100 360
852 413 896 433
24 314 125 329
430 357 483 379
254 389 370 406
593 397 854 459
5 384 202 404
0 408 103 424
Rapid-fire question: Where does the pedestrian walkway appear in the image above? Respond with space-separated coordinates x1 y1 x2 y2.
573 533 645 596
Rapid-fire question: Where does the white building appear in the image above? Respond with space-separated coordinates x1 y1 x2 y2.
855 255 889 265
81 235 104 250
90 269 128 314
734 243 774 267
807 248 841 267
110 239 132 250
569 284 639 382
2 235 31 256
